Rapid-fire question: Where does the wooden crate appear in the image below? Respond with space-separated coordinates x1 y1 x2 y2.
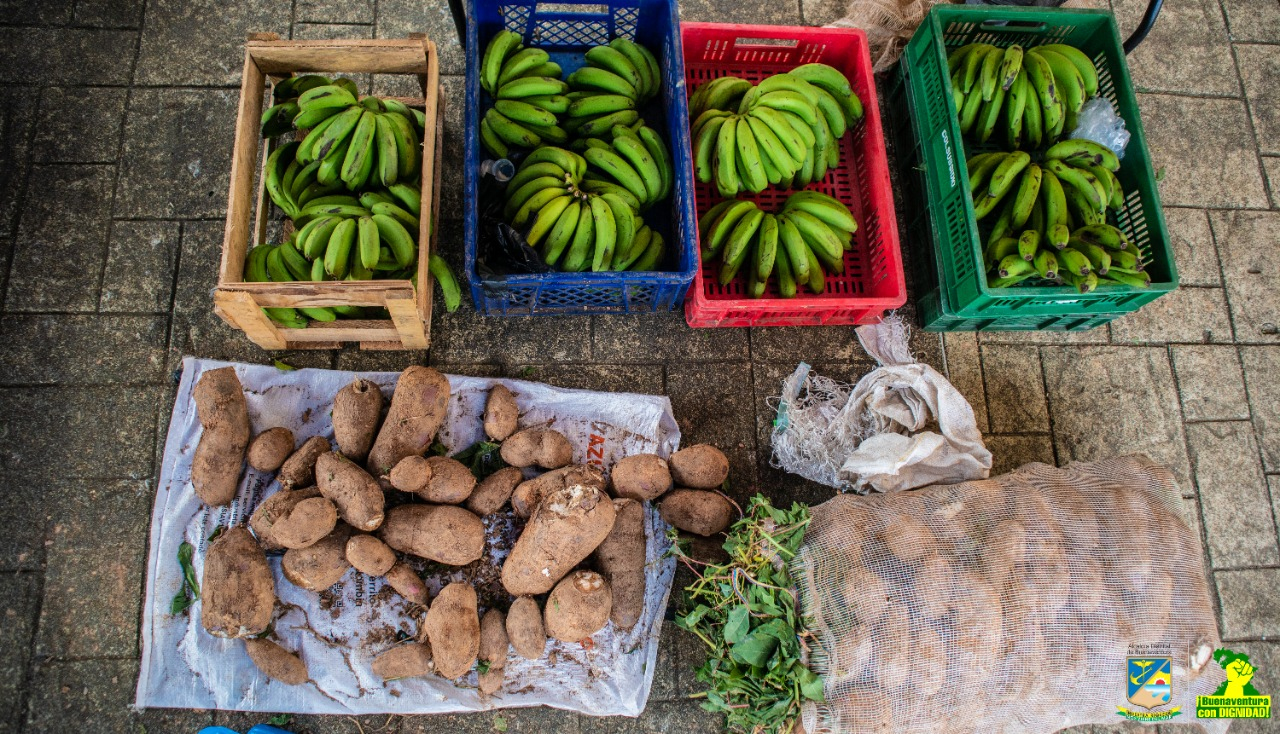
215 33 443 350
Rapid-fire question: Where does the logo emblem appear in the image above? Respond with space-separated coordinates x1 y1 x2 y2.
1196 648 1272 720
1118 657 1181 723
1128 658 1173 709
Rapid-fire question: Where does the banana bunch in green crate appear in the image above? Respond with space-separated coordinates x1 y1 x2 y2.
971 139 1149 293
948 43 1100 148
502 146 667 272
699 191 857 298
688 64 863 196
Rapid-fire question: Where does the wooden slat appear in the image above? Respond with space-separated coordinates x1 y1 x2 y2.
282 321 402 342
386 295 428 349
219 47 267 285
415 39 442 341
214 290 288 349
249 40 431 74
217 281 416 308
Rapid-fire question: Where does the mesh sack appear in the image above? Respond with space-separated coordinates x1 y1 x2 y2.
792 455 1227 734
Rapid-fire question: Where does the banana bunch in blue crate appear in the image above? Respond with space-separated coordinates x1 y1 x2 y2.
479 30 663 160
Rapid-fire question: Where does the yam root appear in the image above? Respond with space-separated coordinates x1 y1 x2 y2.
478 608 509 695
366 366 450 478
245 638 308 685
282 525 352 591
278 435 331 490
332 378 383 463
201 526 274 638
511 464 605 518
500 428 573 469
424 582 480 679
609 453 672 501
372 642 433 680
384 562 429 606
271 496 338 550
466 466 523 516
592 498 646 630
502 484 616 596
544 570 612 642
659 489 734 537
379 504 485 566
668 444 729 490
484 385 519 441
316 452 385 532
387 455 433 494
191 367 250 506
247 427 294 472
419 456 477 504
250 486 322 551
346 534 396 577
506 596 546 660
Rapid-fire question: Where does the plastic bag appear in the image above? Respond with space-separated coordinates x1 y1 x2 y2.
770 317 992 493
1069 96 1131 159
793 455 1227 734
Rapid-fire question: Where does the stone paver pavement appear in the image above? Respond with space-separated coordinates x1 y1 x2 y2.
0 0 1278 732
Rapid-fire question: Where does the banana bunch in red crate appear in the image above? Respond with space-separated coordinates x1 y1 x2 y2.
699 191 857 298
688 64 863 196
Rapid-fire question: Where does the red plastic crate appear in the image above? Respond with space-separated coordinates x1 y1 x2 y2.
681 23 906 328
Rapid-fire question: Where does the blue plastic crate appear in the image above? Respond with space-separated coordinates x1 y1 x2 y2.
463 0 697 316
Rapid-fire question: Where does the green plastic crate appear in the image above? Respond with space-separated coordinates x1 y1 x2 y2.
897 5 1177 319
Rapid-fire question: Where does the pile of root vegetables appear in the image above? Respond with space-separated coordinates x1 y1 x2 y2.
189 365 735 691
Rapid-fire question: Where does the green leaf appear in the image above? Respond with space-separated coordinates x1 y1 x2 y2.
492 715 508 732
269 714 293 726
798 665 826 702
170 591 194 615
272 359 296 371
477 660 491 675
724 604 749 645
730 630 779 668
1155 166 1167 182
177 541 199 599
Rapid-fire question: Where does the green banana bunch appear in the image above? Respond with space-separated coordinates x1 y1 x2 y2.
573 123 672 210
698 191 856 297
479 30 577 157
948 42 1099 148
972 141 1139 293
499 146 663 272
690 65 861 195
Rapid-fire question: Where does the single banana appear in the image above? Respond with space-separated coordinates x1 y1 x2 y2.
783 191 857 233
1045 158 1106 214
976 83 1007 144
757 90 819 126
775 239 797 298
979 46 1003 101
1044 138 1120 172
1023 50 1063 139
568 66 638 99
734 116 768 193
482 30 523 94
496 76 569 100
755 213 779 282
495 98 557 127
479 118 509 158
373 114 399 187
987 150 1032 200
998 45 1024 92
372 213 416 267
1021 75 1044 149
587 194 617 271
371 201 420 233
610 39 657 100
542 197 581 267
637 125 673 202
703 199 756 261
1009 164 1042 230
751 106 807 163
583 146 648 204
788 62 862 123
504 175 568 222
576 109 640 138
497 48 551 89
561 199 596 272
298 84 357 112
1017 229 1040 261
615 219 651 271
1035 47 1086 114
747 114 798 181
585 46 643 92
339 110 377 188
718 207 764 286
356 215 380 270
264 141 300 218
1057 247 1091 276
629 228 665 271
324 218 356 277
713 115 740 197
1033 248 1059 279
524 94 571 114
1040 44 1099 97
526 194 575 248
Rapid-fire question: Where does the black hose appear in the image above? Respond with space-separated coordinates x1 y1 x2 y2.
1123 0 1163 54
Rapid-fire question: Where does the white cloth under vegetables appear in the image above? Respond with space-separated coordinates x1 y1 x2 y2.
136 357 679 716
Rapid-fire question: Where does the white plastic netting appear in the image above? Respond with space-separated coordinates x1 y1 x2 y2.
792 455 1228 734
770 317 992 494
